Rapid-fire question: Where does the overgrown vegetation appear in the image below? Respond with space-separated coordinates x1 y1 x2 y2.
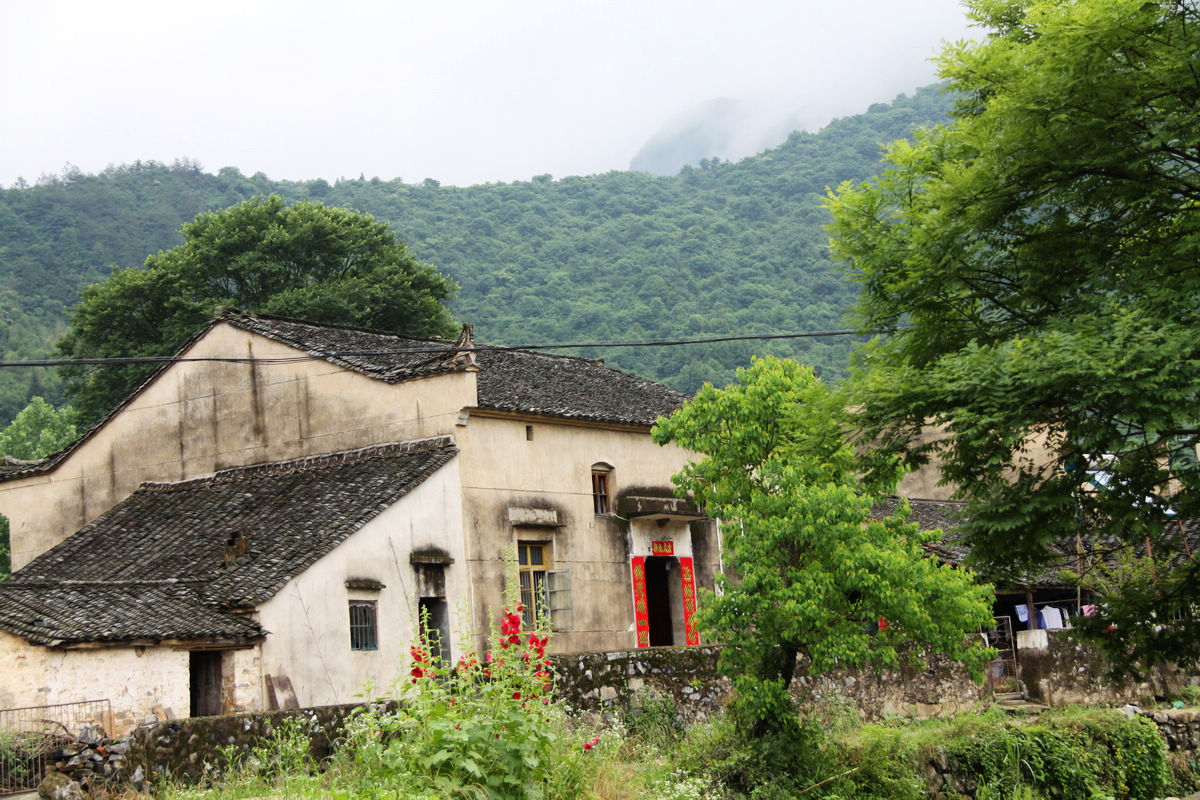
159 699 1183 800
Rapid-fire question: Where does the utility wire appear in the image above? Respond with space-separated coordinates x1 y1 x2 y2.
0 329 868 369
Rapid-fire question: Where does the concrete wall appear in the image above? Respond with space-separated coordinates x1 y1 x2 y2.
256 463 467 708
895 424 1059 502
0 630 190 733
1 322 476 569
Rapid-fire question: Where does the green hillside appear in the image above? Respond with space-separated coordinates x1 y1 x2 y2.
0 84 953 424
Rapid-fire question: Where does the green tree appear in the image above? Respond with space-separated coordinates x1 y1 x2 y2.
58 195 459 423
652 358 993 734
826 0 1200 675
0 397 78 579
0 396 77 461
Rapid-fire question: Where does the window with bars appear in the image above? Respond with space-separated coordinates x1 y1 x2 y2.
349 601 378 650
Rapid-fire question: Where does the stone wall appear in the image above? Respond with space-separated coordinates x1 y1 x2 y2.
32 646 1200 798
1146 708 1200 761
551 646 731 722
792 653 986 719
126 703 369 785
549 644 985 723
1017 628 1188 706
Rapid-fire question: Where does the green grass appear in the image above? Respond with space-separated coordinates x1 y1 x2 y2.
153 702 1191 800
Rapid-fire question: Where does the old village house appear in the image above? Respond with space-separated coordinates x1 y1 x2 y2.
0 310 717 731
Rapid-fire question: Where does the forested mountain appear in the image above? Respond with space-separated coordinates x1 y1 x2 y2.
0 84 953 425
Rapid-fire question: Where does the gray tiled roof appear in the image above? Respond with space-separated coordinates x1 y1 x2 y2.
219 311 472 383
0 584 263 647
876 496 1200 588
221 311 688 426
473 348 688 426
0 437 458 645
872 496 971 564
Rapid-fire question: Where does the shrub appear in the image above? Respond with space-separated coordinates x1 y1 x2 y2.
336 603 589 799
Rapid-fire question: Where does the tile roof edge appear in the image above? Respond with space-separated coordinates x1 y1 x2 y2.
217 309 474 383
139 435 458 492
888 495 968 506
217 308 455 345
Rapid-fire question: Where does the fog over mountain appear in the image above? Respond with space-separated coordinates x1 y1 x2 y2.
630 97 832 175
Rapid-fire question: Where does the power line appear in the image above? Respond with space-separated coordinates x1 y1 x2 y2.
0 329 868 369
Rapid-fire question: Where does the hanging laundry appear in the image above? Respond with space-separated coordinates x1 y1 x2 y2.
1039 605 1065 629
1082 604 1098 616
1015 604 1029 622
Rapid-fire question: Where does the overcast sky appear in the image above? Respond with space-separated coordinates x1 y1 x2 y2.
0 1 975 189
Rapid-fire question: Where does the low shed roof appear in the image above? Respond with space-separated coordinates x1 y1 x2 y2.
0 436 457 646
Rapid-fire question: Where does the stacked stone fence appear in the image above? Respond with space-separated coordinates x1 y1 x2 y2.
1016 628 1195 706
551 644 987 722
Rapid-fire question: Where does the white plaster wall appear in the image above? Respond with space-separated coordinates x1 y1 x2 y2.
255 461 467 707
0 630 190 734
1 322 477 569
453 415 711 654
223 646 263 715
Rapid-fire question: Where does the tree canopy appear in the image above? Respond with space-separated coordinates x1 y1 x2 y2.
827 0 1200 674
0 396 79 580
652 357 993 730
57 195 459 423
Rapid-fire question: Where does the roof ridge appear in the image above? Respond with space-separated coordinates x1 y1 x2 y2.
140 435 457 492
217 308 455 346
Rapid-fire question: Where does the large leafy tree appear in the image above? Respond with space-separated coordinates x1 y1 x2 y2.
58 195 459 423
827 0 1200 674
652 358 993 732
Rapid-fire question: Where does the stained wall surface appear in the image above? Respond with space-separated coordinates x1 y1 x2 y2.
256 464 467 707
1 322 475 569
452 413 716 654
0 629 191 733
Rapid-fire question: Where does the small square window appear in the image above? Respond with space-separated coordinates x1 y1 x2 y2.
349 601 378 651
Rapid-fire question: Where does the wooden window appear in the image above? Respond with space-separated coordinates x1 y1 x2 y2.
349 601 378 650
591 467 611 515
518 542 550 628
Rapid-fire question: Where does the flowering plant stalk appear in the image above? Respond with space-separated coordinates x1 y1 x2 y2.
340 563 588 799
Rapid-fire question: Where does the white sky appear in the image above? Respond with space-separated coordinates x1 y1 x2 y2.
0 0 975 188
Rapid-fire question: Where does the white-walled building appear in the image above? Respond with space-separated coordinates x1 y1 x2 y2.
0 311 717 731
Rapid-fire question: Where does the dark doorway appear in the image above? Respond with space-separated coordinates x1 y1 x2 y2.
189 651 223 717
419 597 451 667
645 556 675 646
